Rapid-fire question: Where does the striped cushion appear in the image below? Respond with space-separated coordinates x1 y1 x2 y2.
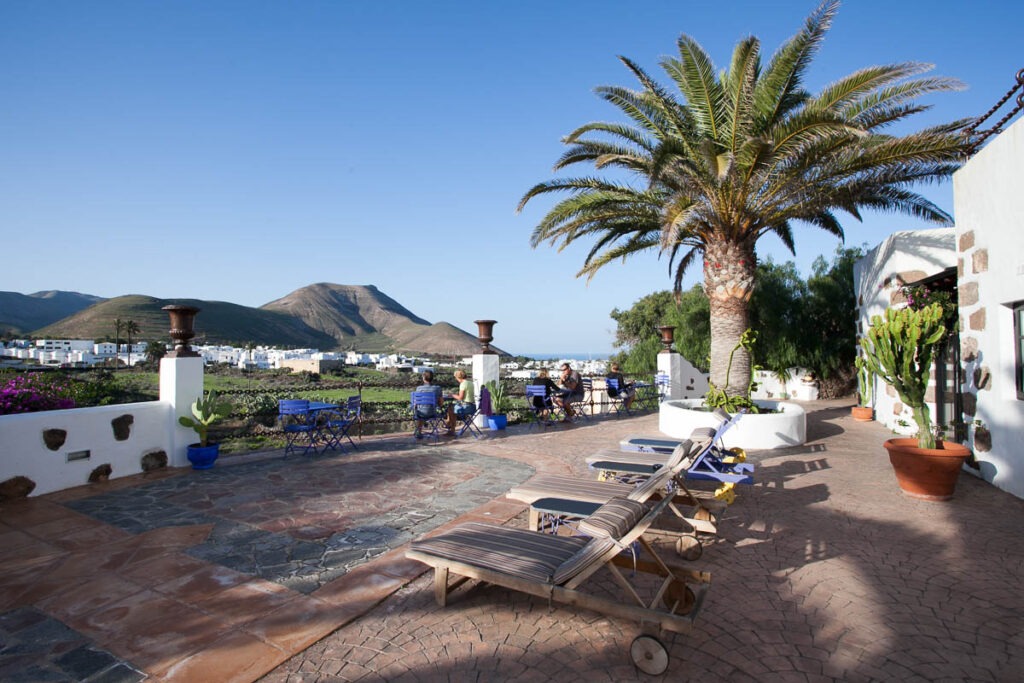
664 439 694 469
691 426 717 441
576 497 646 539
411 522 590 583
551 535 616 584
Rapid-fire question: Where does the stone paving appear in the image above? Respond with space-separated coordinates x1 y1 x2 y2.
3 401 1024 682
65 448 532 594
264 402 1024 682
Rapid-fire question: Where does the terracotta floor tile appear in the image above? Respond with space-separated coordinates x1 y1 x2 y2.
155 563 252 602
116 552 211 587
155 630 288 683
35 572 146 622
22 511 104 541
0 499 75 527
134 523 215 551
312 563 405 607
72 590 235 677
243 595 340 653
194 580 297 628
47 522 132 551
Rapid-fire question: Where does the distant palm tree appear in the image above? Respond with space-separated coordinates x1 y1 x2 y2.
519 0 970 393
113 318 124 370
124 320 140 369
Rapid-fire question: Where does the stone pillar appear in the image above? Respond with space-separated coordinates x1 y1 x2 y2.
160 356 204 468
159 304 204 467
473 353 500 427
657 352 686 401
656 325 682 400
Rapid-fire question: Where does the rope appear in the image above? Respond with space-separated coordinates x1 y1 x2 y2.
966 68 1024 152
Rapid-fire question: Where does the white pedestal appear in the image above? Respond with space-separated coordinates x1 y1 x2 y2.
472 354 500 428
159 356 204 467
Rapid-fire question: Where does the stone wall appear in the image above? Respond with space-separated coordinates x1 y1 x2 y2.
953 115 1024 499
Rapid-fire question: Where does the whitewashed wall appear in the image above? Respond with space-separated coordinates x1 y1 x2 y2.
0 402 173 497
954 115 1024 499
853 229 956 438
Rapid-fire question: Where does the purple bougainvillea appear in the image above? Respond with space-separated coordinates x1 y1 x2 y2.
0 374 77 415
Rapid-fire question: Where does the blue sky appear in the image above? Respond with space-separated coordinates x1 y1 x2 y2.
2 1 1020 356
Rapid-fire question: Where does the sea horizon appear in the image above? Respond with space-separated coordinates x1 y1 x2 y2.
525 352 613 361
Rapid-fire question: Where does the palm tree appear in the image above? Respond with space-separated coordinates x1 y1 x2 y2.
113 318 124 370
124 320 140 369
519 0 970 393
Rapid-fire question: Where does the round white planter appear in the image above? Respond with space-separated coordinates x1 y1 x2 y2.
659 399 807 450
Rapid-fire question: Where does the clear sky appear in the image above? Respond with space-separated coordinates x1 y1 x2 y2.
2 1 1020 356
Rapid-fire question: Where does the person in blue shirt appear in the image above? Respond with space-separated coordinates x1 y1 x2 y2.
413 369 443 439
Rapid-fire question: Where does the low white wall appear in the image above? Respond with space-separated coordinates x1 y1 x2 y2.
659 399 807 450
0 401 173 497
751 367 819 401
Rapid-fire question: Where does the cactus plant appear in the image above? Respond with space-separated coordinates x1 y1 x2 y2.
858 303 946 449
854 357 873 407
178 390 232 447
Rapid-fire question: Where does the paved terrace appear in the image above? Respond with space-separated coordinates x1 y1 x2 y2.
1 400 1022 681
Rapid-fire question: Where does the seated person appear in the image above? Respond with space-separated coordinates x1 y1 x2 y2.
605 362 636 410
445 369 476 434
529 368 559 421
413 369 443 439
553 362 584 421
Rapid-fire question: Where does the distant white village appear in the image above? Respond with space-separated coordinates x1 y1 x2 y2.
0 339 610 378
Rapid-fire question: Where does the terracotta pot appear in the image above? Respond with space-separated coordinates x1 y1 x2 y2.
851 406 874 422
883 438 971 501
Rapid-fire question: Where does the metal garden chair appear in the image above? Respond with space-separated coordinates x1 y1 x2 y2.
411 390 444 443
324 395 361 452
279 399 317 458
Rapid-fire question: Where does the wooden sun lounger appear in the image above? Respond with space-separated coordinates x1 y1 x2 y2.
507 439 723 550
406 494 711 674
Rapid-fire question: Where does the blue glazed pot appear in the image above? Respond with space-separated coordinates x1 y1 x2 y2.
186 443 220 470
487 414 507 430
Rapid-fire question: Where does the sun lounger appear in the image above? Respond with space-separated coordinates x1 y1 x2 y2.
507 439 722 557
407 494 711 675
610 409 754 502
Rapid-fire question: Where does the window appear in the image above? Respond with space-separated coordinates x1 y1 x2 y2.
1016 302 1024 400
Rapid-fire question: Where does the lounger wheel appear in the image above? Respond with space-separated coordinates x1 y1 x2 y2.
630 635 669 676
675 534 703 561
662 578 697 614
714 483 736 504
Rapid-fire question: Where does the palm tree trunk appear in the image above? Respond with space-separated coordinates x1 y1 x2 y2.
704 239 756 395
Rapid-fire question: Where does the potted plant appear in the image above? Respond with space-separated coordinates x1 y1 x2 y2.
178 390 232 469
851 357 874 421
482 380 512 430
858 303 970 500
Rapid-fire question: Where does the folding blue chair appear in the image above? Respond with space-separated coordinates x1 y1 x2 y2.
454 398 484 439
411 390 444 443
655 372 671 402
324 395 360 452
567 378 592 421
525 384 559 427
279 399 317 458
605 378 631 417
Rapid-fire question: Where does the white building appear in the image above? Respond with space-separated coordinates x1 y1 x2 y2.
854 116 1024 500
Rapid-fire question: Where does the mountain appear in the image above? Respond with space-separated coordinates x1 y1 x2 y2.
15 284 501 356
0 290 105 335
261 283 494 355
33 295 337 349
